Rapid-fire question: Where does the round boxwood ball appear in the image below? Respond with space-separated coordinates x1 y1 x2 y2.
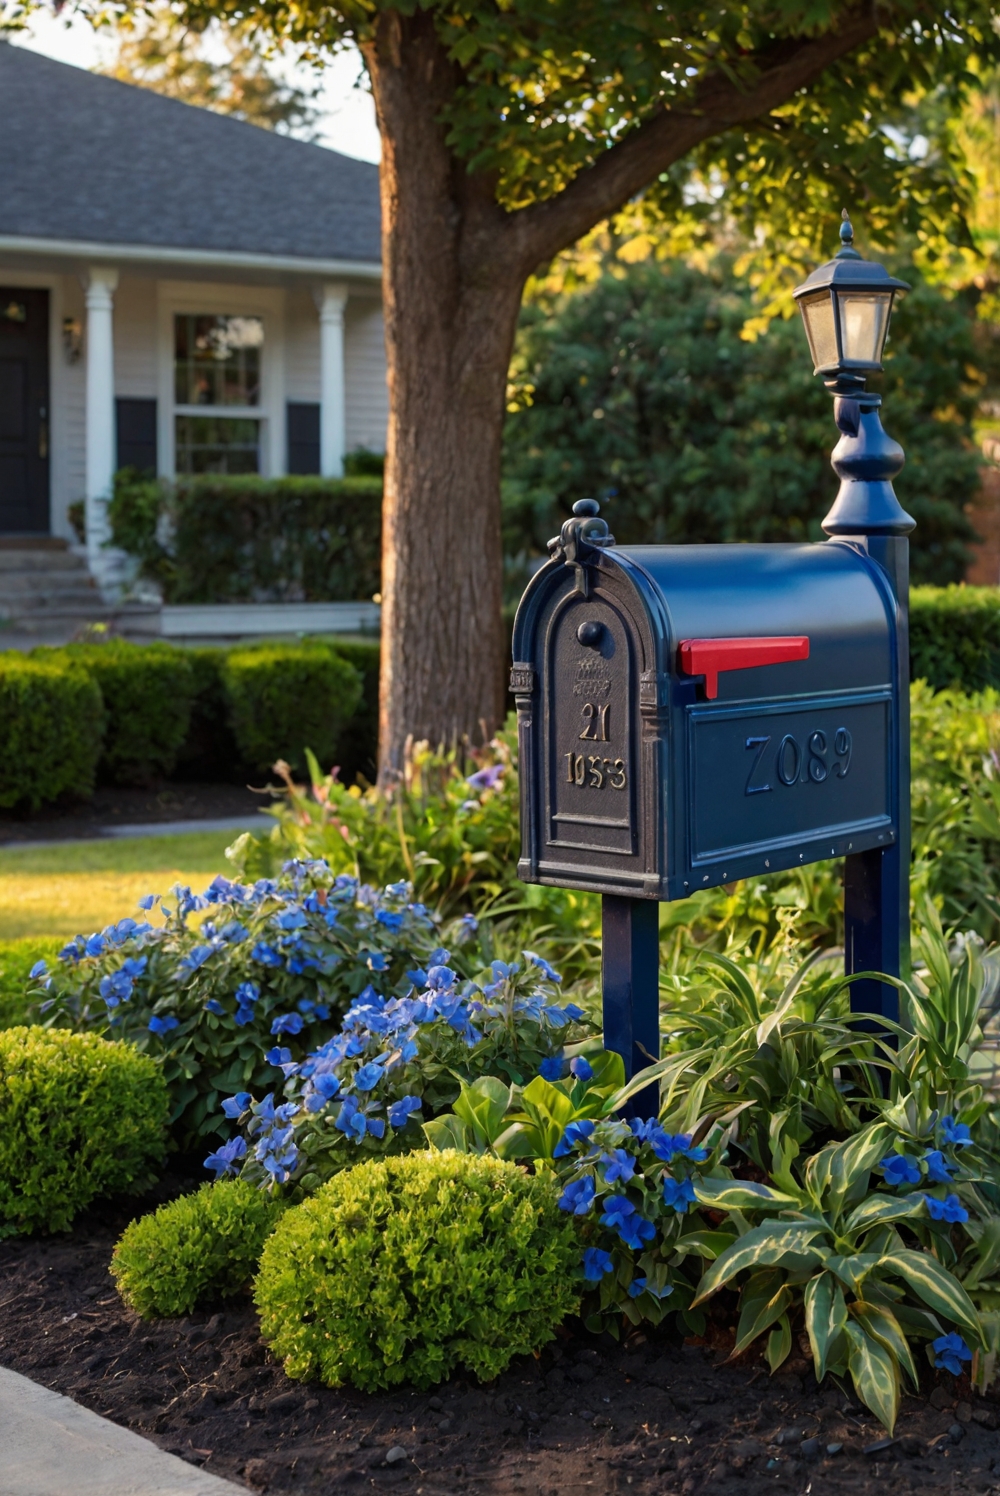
254 1149 581 1390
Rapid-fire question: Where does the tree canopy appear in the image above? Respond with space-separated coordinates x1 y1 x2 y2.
502 255 981 587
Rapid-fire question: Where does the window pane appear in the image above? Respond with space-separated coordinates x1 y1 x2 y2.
174 314 263 406
175 415 260 475
799 292 838 372
838 293 891 367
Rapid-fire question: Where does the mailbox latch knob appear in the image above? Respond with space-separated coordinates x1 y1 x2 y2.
678 636 810 699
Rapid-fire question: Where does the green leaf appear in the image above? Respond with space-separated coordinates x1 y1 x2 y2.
672 1228 738 1261
850 1300 920 1390
692 1223 827 1306
844 1194 927 1234
451 1075 512 1148
421 1115 468 1152
825 1252 883 1296
880 1248 984 1346
766 1313 793 1372
845 1320 899 1433
804 1271 848 1383
735 1277 793 1355
694 1178 801 1213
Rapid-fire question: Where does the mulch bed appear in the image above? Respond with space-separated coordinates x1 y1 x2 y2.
0 782 267 843
3 1179 1000 1496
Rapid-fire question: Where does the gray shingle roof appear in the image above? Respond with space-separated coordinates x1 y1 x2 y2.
0 42 381 264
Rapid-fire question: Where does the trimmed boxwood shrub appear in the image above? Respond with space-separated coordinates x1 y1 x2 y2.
317 636 379 784
0 938 62 1029
173 646 241 782
254 1151 581 1391
0 1027 168 1236
222 643 362 775
111 1180 285 1318
0 655 103 809
56 639 196 785
910 585 1000 692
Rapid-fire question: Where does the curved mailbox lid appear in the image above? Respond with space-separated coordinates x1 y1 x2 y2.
613 541 895 698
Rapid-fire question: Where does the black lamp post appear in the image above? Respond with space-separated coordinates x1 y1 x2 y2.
794 211 914 1025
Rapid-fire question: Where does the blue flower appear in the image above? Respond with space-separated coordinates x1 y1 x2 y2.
334 1094 384 1143
387 1095 423 1129
582 1247 614 1281
148 1014 179 1035
271 1012 305 1036
375 909 405 932
467 764 504 790
933 1332 973 1376
524 950 562 984
558 1177 596 1216
426 964 456 990
204 1136 246 1179
251 942 283 967
563 1004 586 1021
628 1277 674 1300
459 914 479 936
275 909 307 931
121 957 147 979
880 1153 921 1187
538 1055 567 1082
99 969 135 1008
554 1119 596 1158
662 1176 697 1214
923 1149 957 1184
84 933 106 958
354 1061 384 1091
179 944 214 973
234 1006 256 1027
234 981 259 1006
600 1149 636 1185
569 1056 594 1082
406 968 428 987
924 1193 969 1224
941 1116 973 1148
204 999 226 1016
265 1046 293 1067
29 959 48 979
221 1092 252 1119
669 1133 709 1163
137 894 157 911
364 951 389 972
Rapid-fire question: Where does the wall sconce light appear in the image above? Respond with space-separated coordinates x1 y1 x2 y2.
62 316 83 364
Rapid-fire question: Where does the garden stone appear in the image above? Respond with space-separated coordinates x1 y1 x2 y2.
427 1396 443 1410
949 1422 966 1442
956 1401 973 1423
930 1387 954 1411
864 1437 896 1457
776 1427 802 1445
267 1392 302 1415
800 1437 821 1459
569 1363 596 1383
973 1408 999 1430
437 1418 453 1433
385 1447 408 1465
826 1442 843 1456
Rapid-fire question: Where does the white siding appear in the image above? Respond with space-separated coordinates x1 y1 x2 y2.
114 275 157 397
54 274 86 542
345 297 387 455
285 288 321 402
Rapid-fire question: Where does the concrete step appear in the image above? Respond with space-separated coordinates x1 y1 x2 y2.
0 550 86 572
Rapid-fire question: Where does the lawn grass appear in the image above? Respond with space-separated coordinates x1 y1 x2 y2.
0 831 240 942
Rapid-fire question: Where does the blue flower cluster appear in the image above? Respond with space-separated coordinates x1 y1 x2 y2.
552 1114 709 1309
878 1116 974 1225
210 954 588 1191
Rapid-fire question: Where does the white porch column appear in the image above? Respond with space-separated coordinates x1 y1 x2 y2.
84 266 119 591
317 282 348 478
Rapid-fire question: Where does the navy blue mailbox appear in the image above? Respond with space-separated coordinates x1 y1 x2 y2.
511 213 913 1111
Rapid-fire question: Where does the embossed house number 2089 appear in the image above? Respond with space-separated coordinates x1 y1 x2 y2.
565 701 627 789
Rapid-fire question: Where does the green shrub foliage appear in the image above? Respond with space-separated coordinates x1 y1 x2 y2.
174 647 241 781
317 637 380 784
0 938 63 1029
254 1151 580 1390
111 1180 284 1318
0 655 103 809
221 644 362 775
0 1026 168 1236
47 640 196 786
108 472 382 605
503 259 979 585
910 586 1000 692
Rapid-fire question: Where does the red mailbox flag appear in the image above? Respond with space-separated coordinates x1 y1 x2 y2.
678 636 810 699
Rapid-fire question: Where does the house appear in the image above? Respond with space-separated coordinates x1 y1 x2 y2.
0 40 385 618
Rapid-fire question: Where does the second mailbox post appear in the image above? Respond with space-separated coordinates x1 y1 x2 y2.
510 215 913 1114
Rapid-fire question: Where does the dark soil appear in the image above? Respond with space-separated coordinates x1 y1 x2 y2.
3 1183 1000 1495
0 782 268 843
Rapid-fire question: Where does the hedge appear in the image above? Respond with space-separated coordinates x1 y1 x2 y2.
108 472 383 606
60 640 196 786
910 586 1000 692
0 655 104 809
221 643 363 775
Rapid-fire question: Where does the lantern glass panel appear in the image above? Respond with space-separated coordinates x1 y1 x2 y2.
799 291 839 372
837 291 893 367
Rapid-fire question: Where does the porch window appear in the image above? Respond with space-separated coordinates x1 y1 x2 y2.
173 314 263 474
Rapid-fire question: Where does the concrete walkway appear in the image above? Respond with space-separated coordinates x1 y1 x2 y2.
0 815 266 851
0 1366 244 1496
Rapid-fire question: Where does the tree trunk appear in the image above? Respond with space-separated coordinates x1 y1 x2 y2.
366 13 524 777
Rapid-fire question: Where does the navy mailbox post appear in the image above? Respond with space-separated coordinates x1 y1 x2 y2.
510 214 914 1116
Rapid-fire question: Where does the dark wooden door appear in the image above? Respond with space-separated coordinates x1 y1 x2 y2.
0 288 50 534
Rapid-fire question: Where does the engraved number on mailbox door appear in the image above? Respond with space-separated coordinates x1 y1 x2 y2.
745 727 852 795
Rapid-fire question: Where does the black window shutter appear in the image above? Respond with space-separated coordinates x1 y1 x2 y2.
287 402 321 475
116 398 157 475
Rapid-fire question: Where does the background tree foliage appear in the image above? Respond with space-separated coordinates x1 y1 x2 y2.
97 0 319 133
502 255 982 586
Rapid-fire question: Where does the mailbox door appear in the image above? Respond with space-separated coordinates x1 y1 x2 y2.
514 563 665 897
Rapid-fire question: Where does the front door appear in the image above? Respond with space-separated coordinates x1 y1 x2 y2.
0 288 49 534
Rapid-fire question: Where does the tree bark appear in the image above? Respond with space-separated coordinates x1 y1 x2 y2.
365 6 881 777
366 11 522 776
